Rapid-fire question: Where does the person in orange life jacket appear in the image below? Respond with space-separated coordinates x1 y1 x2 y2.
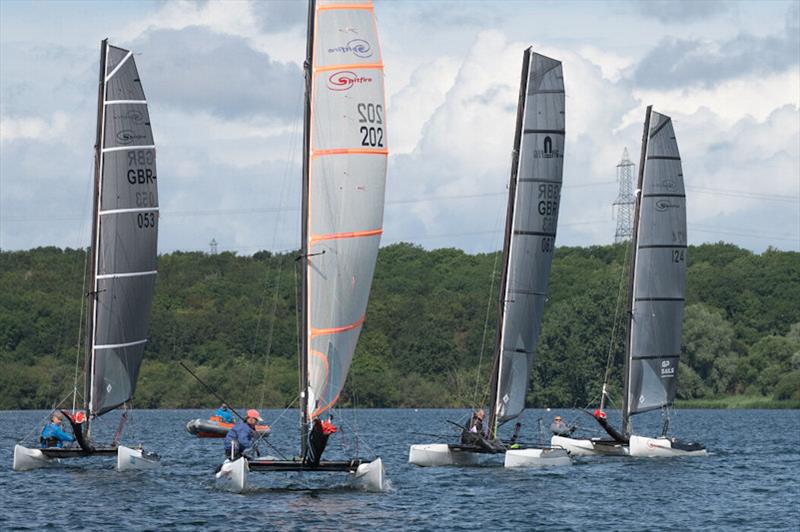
40 412 75 448
223 409 262 460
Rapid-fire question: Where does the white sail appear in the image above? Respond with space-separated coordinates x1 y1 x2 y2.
305 0 387 418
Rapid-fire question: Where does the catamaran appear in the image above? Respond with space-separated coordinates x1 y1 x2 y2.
409 48 570 468
13 39 160 472
214 0 386 492
552 106 707 458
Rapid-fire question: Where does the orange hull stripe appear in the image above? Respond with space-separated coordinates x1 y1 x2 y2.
310 228 383 244
312 147 388 158
310 315 365 338
317 4 373 12
314 63 383 73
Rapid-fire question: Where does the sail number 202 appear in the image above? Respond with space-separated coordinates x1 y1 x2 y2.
357 103 384 147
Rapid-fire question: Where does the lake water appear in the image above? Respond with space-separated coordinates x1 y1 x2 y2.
1 408 798 530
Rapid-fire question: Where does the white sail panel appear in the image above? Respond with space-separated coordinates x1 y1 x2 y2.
626 110 686 417
306 1 387 418
90 44 158 416
494 51 565 424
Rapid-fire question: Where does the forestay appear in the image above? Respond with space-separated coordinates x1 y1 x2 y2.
493 51 564 425
306 0 387 418
624 109 686 418
89 43 158 416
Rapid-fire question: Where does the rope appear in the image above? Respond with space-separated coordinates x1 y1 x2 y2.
18 390 74 445
472 199 505 407
600 241 632 405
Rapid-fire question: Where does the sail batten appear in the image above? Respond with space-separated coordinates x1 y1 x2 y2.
623 109 687 424
88 41 158 417
304 0 387 419
491 50 565 429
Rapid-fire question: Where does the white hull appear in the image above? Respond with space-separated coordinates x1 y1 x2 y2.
117 445 160 471
352 458 385 492
504 447 571 467
551 435 629 456
628 435 707 457
12 444 58 471
408 444 483 467
215 457 249 493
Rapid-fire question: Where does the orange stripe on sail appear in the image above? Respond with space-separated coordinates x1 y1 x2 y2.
311 391 341 419
310 315 366 338
312 147 388 158
310 228 383 244
314 63 383 73
317 4 373 12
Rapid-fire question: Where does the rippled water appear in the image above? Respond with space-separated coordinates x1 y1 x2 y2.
1 408 798 530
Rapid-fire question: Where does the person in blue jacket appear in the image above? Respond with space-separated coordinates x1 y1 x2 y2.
214 403 235 424
40 412 75 448
223 409 262 460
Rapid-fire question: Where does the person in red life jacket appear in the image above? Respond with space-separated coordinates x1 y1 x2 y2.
223 409 262 460
40 412 75 448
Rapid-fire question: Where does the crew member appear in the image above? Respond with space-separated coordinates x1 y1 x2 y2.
223 409 261 460
214 403 234 424
509 422 523 448
550 415 575 437
40 412 75 448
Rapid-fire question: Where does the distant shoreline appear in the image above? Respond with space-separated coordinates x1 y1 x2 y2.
674 396 800 409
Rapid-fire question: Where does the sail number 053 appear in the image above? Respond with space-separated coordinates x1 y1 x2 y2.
357 103 384 147
137 212 156 229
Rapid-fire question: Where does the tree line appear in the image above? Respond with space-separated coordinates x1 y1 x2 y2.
0 242 798 410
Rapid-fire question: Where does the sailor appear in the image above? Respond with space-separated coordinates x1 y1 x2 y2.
460 409 486 445
509 422 523 448
223 409 262 460
40 412 75 448
550 415 576 437
214 403 235 423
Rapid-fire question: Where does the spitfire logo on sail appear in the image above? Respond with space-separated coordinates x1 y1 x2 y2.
327 71 373 91
113 109 146 124
116 130 147 145
655 199 680 211
328 39 372 58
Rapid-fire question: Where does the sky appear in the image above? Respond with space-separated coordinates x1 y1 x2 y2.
1 0 798 255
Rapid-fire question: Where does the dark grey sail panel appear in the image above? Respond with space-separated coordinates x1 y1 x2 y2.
90 44 158 416
495 51 564 424
626 110 686 417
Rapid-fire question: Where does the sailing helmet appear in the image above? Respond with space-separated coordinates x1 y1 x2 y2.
246 409 262 421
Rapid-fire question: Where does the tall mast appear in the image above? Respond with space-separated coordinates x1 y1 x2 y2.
84 38 108 440
299 0 316 455
622 105 652 436
487 48 531 439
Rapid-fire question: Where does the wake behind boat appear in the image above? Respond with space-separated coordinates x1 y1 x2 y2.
410 48 570 469
552 107 707 458
215 0 386 493
13 39 160 473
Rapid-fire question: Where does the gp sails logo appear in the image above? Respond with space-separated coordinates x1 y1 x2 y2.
327 71 373 91
328 39 372 58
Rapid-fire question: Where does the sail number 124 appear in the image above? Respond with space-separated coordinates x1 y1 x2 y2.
357 103 384 147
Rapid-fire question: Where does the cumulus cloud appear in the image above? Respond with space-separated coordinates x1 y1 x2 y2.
132 26 302 120
634 0 733 22
631 4 799 89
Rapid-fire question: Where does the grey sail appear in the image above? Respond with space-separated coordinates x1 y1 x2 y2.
624 108 686 420
493 50 564 426
89 43 158 416
304 0 387 419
